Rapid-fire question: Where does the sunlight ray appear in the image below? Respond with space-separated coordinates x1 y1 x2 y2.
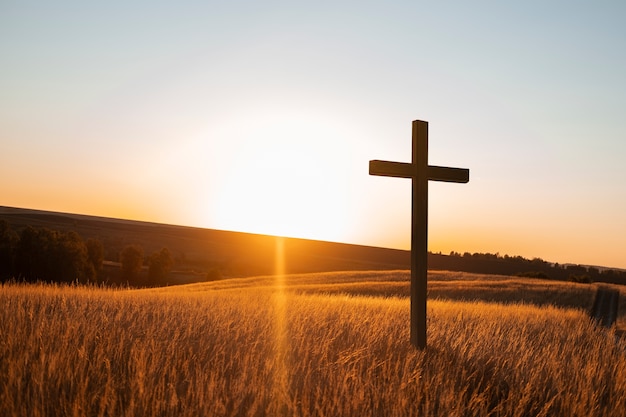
272 237 290 410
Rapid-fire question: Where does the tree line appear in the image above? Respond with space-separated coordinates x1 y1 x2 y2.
0 220 173 286
430 251 626 285
3 219 625 286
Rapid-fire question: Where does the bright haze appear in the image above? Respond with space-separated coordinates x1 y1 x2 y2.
2 2 625 268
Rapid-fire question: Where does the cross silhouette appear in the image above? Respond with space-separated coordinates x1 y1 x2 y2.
369 120 469 349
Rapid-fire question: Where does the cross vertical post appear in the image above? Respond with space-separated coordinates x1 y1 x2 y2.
369 119 469 349
412 120 428 348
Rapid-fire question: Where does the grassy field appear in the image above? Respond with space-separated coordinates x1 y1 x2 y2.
2 271 625 416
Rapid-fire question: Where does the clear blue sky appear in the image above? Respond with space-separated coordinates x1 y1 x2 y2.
2 1 626 268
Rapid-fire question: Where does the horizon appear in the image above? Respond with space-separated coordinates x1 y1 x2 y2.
2 204 624 272
2 2 625 269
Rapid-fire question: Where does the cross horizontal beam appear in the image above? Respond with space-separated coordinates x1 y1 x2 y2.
369 160 469 183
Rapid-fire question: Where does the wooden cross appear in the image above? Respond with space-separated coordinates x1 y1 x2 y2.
369 120 469 349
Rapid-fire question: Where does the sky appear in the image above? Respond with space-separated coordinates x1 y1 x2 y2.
1 1 626 268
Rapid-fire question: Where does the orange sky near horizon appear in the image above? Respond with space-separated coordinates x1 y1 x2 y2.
2 1 626 269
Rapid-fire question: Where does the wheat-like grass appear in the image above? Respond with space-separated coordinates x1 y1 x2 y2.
1 277 625 416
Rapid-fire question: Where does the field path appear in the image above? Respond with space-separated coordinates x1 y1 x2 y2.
591 286 620 327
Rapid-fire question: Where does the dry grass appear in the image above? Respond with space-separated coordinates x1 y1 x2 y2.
172 270 614 320
1 272 625 416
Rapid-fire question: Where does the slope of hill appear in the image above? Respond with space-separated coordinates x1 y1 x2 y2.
2 206 625 286
0 206 410 278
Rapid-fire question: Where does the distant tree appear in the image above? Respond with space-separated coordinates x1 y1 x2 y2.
14 226 94 283
120 245 144 281
55 231 95 283
531 257 548 267
148 247 174 285
86 238 104 272
0 220 19 280
566 264 588 276
587 267 600 279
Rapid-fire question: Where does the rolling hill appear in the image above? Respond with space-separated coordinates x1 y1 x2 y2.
0 206 410 279
2 206 625 286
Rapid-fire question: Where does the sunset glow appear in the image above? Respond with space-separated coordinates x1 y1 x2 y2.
2 1 626 268
208 110 358 241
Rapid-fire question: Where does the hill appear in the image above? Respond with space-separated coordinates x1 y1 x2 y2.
2 206 625 286
0 206 410 280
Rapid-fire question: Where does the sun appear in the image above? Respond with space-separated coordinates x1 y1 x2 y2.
209 111 355 242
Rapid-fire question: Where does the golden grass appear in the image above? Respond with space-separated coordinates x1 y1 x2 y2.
1 272 626 416
169 270 617 321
